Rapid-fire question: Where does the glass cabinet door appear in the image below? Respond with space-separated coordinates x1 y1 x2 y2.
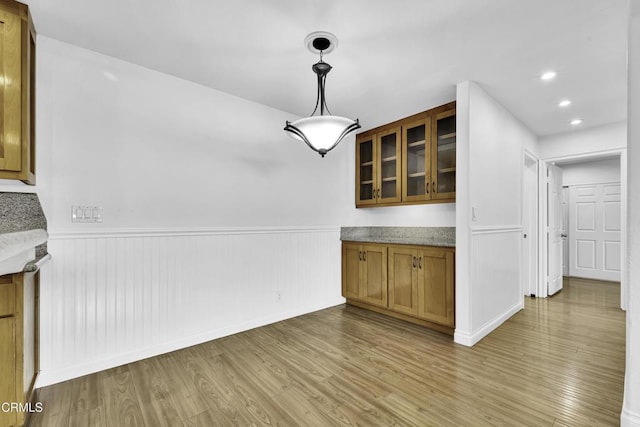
376 127 402 203
402 118 431 201
432 110 456 199
356 136 376 205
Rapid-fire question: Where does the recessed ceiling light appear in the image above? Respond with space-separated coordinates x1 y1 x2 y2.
559 99 571 107
570 119 583 125
541 71 557 81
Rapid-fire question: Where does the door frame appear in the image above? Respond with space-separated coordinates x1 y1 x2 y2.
536 149 626 309
522 149 538 297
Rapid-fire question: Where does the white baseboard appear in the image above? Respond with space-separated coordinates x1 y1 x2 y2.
621 407 640 427
454 300 523 347
36 298 345 388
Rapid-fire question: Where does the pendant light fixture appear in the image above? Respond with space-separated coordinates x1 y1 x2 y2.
284 31 360 157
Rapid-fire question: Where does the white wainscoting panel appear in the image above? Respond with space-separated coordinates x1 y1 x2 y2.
455 226 523 346
37 227 343 387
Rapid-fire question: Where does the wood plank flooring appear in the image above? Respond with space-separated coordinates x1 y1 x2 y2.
28 277 625 426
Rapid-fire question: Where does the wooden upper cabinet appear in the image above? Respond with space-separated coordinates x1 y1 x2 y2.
432 108 456 200
355 127 401 206
356 102 455 207
0 0 35 185
376 127 401 203
356 135 376 206
402 117 431 202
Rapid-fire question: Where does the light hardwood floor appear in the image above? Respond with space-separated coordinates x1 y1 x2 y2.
28 277 625 426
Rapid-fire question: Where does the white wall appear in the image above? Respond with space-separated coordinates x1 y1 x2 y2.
455 81 536 346
539 121 626 160
560 158 621 186
35 37 350 385
37 37 353 229
622 2 640 425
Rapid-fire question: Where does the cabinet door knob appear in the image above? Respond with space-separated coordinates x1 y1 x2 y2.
359 251 362 261
426 182 429 194
377 189 381 199
363 251 367 261
412 256 416 268
433 181 436 193
419 257 422 269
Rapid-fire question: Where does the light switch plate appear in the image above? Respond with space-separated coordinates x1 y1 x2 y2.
72 205 103 223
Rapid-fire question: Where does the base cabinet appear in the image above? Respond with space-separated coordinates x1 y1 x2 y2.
388 246 418 316
0 271 39 427
343 242 455 334
342 243 388 308
417 247 455 327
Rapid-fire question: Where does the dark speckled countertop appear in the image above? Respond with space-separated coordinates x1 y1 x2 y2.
340 226 455 247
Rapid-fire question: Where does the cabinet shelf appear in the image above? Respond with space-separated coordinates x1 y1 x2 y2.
361 161 373 167
382 156 397 162
407 140 426 148
439 167 456 173
382 177 397 182
408 172 426 178
439 132 456 140
361 180 374 185
437 142 456 152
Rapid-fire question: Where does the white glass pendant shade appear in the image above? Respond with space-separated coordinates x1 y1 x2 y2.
285 115 360 156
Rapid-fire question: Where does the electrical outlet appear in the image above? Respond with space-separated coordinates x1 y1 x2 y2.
72 205 103 223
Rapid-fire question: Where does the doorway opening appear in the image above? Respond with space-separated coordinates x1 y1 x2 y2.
533 150 626 309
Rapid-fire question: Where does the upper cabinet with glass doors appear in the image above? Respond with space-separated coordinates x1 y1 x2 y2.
432 109 456 199
355 102 455 208
356 127 401 206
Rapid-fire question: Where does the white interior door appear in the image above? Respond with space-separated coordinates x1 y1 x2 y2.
547 164 563 295
522 153 538 296
569 183 621 281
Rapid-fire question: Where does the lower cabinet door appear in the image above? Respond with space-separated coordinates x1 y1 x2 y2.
360 245 387 307
417 247 455 327
388 247 418 316
0 316 16 427
342 243 362 300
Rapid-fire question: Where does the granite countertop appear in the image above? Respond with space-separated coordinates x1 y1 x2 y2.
1 192 49 273
340 226 455 247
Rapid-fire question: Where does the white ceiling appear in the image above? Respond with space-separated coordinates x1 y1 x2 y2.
23 0 628 136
